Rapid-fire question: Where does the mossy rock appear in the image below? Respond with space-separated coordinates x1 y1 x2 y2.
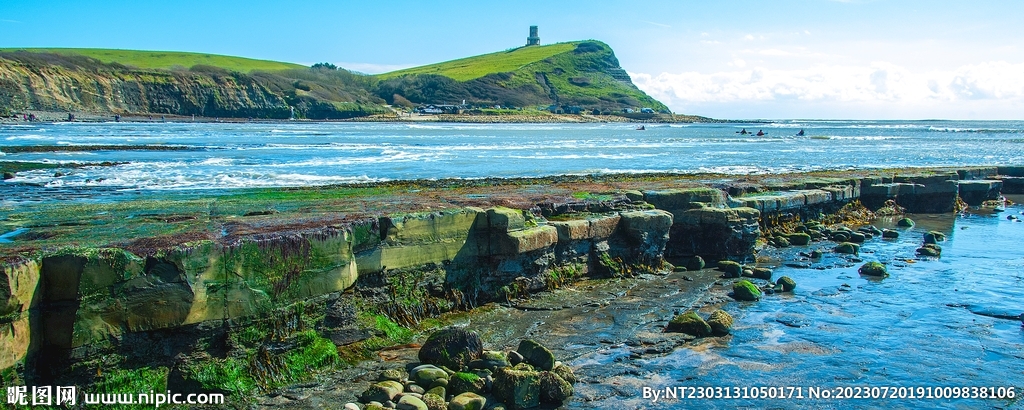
419 328 484 370
422 392 447 410
732 280 761 301
786 233 811 246
516 339 555 371
882 229 899 239
924 231 946 244
469 350 510 371
772 237 791 248
916 245 941 257
810 249 824 259
751 267 773 281
897 217 915 227
718 260 742 278
707 309 734 336
685 256 705 271
848 232 866 243
449 372 486 396
379 368 404 382
449 392 486 410
551 363 577 384
539 371 573 404
858 261 888 277
776 276 797 292
833 242 860 255
831 232 851 242
665 311 712 336
492 368 541 410
425 386 446 399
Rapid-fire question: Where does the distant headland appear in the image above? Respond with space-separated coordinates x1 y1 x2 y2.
0 27 705 123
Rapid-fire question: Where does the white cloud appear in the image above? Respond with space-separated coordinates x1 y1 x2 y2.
744 34 755 41
629 61 1024 118
643 20 672 28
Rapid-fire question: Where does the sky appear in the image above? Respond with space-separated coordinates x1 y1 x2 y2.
2 0 1023 119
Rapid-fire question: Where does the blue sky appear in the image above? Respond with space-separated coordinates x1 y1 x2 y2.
2 0 1023 119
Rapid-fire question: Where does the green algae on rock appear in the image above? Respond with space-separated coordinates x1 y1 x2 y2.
834 242 860 255
707 309 734 336
733 280 762 301
665 310 712 337
776 276 797 292
718 260 743 278
858 261 889 277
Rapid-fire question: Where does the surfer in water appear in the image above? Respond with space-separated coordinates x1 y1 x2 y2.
756 130 765 136
796 129 805 136
636 125 645 130
737 128 749 135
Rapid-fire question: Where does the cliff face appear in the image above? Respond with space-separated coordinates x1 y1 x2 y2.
0 52 387 119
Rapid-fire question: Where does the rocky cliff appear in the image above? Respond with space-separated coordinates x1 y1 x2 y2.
0 51 388 119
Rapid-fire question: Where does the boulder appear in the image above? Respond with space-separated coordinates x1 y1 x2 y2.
449 392 486 410
425 386 446 399
786 233 811 246
809 250 823 259
834 242 860 255
707 310 734 336
397 395 429 410
551 363 577 384
848 232 866 243
422 393 447 410
380 368 405 382
516 339 556 371
897 217 915 227
419 328 484 370
539 371 573 404
772 237 791 248
776 276 797 292
751 267 773 281
665 311 712 336
507 351 524 366
881 229 899 239
449 372 486 396
361 380 405 403
468 350 510 371
718 260 743 278
412 365 450 387
924 231 946 244
917 245 941 257
732 280 761 301
685 256 705 271
492 368 541 410
858 261 888 277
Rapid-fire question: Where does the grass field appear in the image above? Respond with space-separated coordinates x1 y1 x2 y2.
377 42 578 81
0 48 305 73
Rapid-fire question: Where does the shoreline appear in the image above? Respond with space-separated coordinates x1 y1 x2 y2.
1 109 732 124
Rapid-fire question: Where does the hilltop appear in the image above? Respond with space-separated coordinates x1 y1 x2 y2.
376 41 669 113
0 41 673 120
0 48 305 73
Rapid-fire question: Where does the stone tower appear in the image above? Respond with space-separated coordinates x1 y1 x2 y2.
526 26 540 46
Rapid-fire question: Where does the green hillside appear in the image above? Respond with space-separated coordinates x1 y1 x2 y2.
374 41 669 112
0 48 304 73
379 43 577 82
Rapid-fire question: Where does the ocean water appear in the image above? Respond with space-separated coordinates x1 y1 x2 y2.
1 120 1023 203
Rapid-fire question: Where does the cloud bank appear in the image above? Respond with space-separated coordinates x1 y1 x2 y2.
630 61 1024 119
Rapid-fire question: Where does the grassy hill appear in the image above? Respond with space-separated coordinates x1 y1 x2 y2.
374 41 668 112
379 43 577 82
0 48 304 73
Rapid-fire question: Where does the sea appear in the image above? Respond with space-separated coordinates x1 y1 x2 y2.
1 119 1023 204
2 119 1023 408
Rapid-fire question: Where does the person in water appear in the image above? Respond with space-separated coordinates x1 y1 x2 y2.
738 128 749 134
756 130 765 136
797 129 805 136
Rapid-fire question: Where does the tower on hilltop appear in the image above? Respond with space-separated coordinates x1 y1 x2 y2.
526 26 540 46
